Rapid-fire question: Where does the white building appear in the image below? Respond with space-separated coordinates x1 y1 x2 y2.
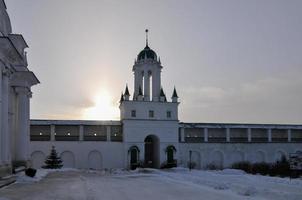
29 32 302 170
0 0 39 179
0 1 301 173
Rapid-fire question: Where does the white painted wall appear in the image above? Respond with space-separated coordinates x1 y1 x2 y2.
120 101 178 121
179 143 302 169
31 151 45 169
29 120 302 170
30 141 124 169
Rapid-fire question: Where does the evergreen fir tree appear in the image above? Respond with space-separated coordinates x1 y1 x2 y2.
43 146 63 169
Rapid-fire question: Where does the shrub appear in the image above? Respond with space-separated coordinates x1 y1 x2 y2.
231 161 252 173
187 161 196 169
206 163 222 170
25 168 37 178
130 163 139 170
251 162 270 175
160 162 167 169
166 162 177 168
290 170 301 178
160 160 177 169
130 160 143 170
232 156 294 178
269 156 290 177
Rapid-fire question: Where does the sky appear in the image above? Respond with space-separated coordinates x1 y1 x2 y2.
5 0 302 124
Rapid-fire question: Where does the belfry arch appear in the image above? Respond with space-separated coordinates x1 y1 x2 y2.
144 135 160 168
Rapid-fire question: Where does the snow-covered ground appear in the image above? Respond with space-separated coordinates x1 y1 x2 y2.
0 168 301 200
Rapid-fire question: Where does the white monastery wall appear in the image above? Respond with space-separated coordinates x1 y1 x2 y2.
30 120 302 169
30 141 124 169
179 143 302 169
179 123 302 169
29 120 124 169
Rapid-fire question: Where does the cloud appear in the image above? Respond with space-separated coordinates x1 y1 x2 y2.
182 86 230 108
180 73 302 123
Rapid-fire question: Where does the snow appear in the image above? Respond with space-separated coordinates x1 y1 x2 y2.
15 168 78 183
154 168 302 199
0 168 301 200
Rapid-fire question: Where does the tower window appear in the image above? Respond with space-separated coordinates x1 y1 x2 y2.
167 111 172 118
131 110 136 117
149 110 154 118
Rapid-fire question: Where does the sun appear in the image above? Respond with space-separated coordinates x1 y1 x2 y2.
82 90 119 120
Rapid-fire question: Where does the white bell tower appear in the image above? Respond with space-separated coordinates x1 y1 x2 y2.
120 29 179 120
133 29 162 102
119 30 180 169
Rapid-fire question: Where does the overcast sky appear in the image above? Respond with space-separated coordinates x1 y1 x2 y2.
6 0 302 124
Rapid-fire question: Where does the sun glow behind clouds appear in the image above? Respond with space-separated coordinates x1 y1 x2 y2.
82 90 119 120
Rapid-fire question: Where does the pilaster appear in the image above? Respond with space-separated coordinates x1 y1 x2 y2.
79 125 84 141
247 128 251 142
50 125 55 141
1 68 10 164
14 86 31 164
204 128 208 142
0 68 3 165
226 128 230 142
287 129 291 142
106 125 111 142
268 129 272 142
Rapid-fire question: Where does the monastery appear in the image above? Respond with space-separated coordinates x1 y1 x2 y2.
1 0 301 180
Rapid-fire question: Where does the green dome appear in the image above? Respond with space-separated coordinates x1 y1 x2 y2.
137 45 157 61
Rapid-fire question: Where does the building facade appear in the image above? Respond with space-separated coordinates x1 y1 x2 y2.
0 0 39 178
29 38 302 170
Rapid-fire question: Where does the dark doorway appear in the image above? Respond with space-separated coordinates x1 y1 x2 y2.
167 147 174 163
166 145 177 168
144 135 159 168
129 146 140 170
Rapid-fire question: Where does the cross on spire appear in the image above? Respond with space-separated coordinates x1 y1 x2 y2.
145 29 149 47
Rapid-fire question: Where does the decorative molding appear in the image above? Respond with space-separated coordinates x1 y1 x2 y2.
14 86 31 97
1 66 12 77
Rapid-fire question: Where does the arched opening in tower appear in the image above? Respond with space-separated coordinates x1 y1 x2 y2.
144 135 160 168
149 72 153 99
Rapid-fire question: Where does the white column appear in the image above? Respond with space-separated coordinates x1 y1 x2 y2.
287 129 291 142
152 70 157 101
247 128 252 142
0 68 3 165
144 70 150 101
204 128 208 142
226 128 230 142
106 126 111 142
15 87 30 164
152 69 161 101
1 70 9 164
268 129 272 142
139 71 143 93
79 125 84 141
134 69 140 98
134 70 138 97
